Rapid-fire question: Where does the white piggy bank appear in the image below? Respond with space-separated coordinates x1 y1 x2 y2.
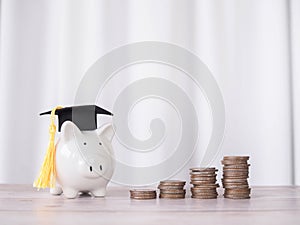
50 121 115 198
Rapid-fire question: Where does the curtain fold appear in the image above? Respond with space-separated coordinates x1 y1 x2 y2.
290 0 300 185
0 0 299 185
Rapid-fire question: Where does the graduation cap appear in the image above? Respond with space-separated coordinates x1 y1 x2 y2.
40 105 113 132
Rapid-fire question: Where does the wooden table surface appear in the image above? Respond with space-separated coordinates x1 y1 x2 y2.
0 185 300 225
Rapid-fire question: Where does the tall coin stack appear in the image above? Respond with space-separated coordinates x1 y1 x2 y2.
158 180 186 199
221 156 251 199
190 167 219 199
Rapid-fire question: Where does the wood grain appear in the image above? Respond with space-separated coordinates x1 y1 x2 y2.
0 185 300 225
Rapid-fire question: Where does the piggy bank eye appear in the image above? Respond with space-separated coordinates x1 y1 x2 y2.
99 142 102 146
83 142 87 145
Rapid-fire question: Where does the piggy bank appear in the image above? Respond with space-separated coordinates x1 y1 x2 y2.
50 121 115 198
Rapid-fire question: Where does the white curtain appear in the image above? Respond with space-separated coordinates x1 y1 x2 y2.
0 0 299 185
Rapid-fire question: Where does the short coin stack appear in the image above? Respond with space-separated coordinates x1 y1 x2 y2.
129 189 157 200
221 156 251 199
190 167 219 199
158 180 186 199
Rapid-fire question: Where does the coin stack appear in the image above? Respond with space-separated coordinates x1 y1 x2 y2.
221 156 251 199
158 180 186 199
129 189 157 200
189 167 219 199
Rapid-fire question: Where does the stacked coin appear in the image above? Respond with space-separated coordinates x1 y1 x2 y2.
189 167 219 199
221 156 251 199
129 189 157 200
158 180 186 199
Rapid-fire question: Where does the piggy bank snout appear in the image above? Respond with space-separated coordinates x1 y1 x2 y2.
79 155 109 178
88 161 106 174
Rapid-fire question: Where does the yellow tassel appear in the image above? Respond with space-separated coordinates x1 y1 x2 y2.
33 106 63 189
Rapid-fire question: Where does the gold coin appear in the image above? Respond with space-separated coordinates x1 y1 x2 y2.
160 189 186 194
190 173 217 177
222 184 249 189
224 194 250 199
191 195 217 199
190 177 217 181
191 190 218 195
191 186 217 191
158 184 185 190
223 170 249 174
223 164 250 169
191 181 217 185
159 180 186 186
222 178 248 182
130 189 156 194
223 177 249 181
159 193 186 199
192 192 218 196
190 167 218 172
191 186 218 191
130 195 156 200
193 183 220 188
225 188 251 193
222 160 249 166
223 156 250 160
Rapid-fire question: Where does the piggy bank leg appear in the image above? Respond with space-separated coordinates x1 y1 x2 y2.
63 187 78 199
91 188 106 197
50 186 63 195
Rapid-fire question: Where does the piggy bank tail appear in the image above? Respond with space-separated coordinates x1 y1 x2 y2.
33 106 62 189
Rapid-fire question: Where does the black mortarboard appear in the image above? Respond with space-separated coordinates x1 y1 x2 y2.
40 105 113 132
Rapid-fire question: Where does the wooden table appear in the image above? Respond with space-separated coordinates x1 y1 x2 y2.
0 185 299 225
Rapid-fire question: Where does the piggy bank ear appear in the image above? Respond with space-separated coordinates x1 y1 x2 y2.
61 121 81 142
97 123 115 142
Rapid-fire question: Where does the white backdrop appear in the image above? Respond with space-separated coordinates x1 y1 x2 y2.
0 0 299 185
